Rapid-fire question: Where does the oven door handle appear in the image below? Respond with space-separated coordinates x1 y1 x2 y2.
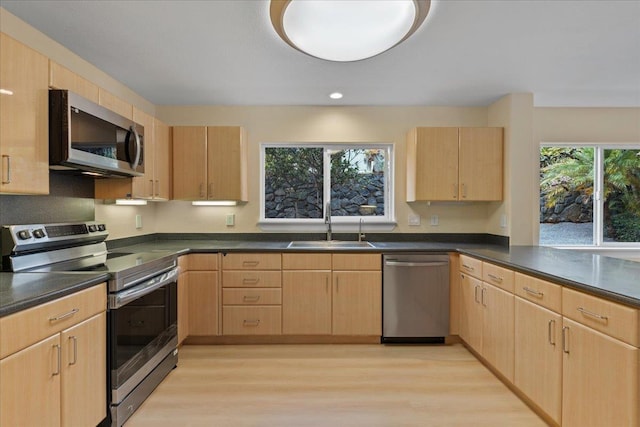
110 267 179 309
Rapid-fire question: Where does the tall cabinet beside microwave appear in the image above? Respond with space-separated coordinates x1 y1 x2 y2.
172 126 247 202
0 33 49 195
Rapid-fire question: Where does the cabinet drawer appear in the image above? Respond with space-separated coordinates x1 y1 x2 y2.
222 306 282 335
186 253 218 270
562 287 639 347
222 253 281 270
459 255 482 279
514 273 562 313
482 262 514 292
282 253 332 270
222 271 282 288
223 288 282 305
0 283 106 358
332 254 381 271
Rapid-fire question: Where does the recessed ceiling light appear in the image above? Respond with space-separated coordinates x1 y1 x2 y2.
329 92 343 100
270 0 431 62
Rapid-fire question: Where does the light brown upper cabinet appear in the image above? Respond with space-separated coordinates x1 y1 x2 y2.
98 88 132 120
49 61 99 103
0 33 49 195
172 126 247 201
95 112 171 200
406 127 503 202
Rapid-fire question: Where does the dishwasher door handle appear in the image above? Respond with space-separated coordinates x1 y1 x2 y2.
384 261 449 267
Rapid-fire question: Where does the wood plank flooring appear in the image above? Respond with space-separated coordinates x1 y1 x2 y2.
126 344 546 427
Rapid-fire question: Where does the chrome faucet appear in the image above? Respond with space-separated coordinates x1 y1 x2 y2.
325 202 332 241
358 218 366 242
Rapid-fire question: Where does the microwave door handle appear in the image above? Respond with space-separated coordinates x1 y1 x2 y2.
131 125 141 169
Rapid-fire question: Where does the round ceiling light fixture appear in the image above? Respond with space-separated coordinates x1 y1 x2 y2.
329 92 343 99
270 0 431 62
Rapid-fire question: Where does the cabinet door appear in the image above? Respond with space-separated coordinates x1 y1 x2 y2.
406 127 459 201
458 127 503 201
459 273 482 353
48 61 99 103
60 313 106 427
187 271 219 336
282 271 332 335
206 126 247 201
153 119 171 200
562 318 639 427
0 334 61 427
514 298 562 424
0 33 49 195
332 271 381 336
481 283 514 382
98 88 132 119
177 271 189 345
173 126 207 200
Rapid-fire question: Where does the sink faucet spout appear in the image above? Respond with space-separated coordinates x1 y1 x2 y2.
325 202 332 241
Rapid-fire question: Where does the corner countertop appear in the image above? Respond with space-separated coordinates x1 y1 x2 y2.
0 272 110 317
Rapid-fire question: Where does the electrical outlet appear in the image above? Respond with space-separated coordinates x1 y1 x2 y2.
430 215 439 226
226 213 235 226
500 214 508 228
408 214 421 226
135 214 142 229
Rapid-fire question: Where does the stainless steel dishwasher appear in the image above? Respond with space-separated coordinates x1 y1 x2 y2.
382 253 450 343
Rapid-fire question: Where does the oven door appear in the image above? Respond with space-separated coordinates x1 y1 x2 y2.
108 267 178 405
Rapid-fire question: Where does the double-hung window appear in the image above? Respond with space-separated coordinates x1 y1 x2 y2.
260 143 394 228
539 144 640 246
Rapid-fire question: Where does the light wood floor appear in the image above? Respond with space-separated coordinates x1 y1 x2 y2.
126 344 546 427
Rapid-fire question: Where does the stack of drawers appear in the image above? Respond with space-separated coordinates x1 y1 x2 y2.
222 253 282 335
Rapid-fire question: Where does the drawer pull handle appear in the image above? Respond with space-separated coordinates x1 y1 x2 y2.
53 344 61 376
487 273 503 282
462 264 475 272
562 326 570 354
243 295 261 302
548 319 556 346
242 278 260 284
523 287 544 298
49 308 79 322
69 336 78 366
242 261 260 267
243 319 261 327
577 307 608 322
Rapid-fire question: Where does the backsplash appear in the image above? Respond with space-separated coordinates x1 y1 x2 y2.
0 173 95 225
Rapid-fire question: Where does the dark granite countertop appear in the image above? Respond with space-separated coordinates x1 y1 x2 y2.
2 238 638 317
0 272 110 317
460 246 640 308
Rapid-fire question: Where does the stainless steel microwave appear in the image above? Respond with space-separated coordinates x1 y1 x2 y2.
49 89 144 178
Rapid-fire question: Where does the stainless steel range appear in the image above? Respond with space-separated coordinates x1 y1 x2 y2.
1 222 179 427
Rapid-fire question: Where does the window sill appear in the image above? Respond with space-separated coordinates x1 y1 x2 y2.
258 220 397 233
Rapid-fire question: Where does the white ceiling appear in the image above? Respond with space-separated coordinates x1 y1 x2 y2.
3 0 640 107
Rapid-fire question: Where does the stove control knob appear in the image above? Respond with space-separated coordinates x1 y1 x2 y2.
33 229 46 239
17 230 32 240
88 225 98 232
97 224 106 232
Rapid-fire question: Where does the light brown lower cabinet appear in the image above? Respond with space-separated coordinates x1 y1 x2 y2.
459 272 483 352
187 271 219 336
561 318 638 427
282 271 332 335
514 297 562 424
0 312 106 427
222 306 282 335
481 282 514 382
332 271 381 336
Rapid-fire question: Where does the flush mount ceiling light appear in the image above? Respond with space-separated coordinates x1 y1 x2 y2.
270 0 431 62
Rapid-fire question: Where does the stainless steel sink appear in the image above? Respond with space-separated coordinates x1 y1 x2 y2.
287 240 375 249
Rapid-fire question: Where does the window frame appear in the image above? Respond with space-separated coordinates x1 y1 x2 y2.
259 142 396 230
539 142 640 248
